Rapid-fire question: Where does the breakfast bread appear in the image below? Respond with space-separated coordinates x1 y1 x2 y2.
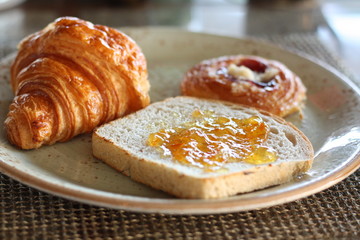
5 17 150 149
92 96 313 199
181 55 306 117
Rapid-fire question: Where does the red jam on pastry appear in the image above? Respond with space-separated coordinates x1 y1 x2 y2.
181 55 306 117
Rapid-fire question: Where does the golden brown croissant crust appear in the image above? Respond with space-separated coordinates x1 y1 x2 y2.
181 55 306 117
5 17 150 149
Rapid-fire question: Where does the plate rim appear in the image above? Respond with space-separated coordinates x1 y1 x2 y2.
0 27 359 214
0 150 359 214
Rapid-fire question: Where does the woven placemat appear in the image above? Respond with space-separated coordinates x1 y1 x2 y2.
0 33 359 240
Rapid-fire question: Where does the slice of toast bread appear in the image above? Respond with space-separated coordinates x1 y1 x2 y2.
92 96 314 199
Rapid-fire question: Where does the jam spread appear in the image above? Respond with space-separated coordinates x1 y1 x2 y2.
216 58 279 91
147 110 277 170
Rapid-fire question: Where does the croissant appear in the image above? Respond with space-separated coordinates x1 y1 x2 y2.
181 55 306 117
5 17 150 149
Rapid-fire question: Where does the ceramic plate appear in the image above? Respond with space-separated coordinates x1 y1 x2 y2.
0 28 359 214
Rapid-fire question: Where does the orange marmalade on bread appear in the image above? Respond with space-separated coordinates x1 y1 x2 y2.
147 110 277 170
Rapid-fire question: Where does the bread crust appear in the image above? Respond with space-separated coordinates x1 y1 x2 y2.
93 96 314 199
181 55 306 117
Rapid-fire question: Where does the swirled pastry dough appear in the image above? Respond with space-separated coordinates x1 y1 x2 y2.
181 55 306 117
5 17 150 149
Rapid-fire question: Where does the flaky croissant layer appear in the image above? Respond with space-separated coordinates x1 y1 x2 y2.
5 17 150 149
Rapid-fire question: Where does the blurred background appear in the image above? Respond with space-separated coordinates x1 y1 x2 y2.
0 0 359 82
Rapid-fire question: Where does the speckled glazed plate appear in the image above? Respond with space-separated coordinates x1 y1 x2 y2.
0 28 359 214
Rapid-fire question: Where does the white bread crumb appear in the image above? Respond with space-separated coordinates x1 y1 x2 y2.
92 96 313 199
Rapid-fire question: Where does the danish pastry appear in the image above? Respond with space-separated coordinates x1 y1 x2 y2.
5 17 150 149
181 55 306 117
